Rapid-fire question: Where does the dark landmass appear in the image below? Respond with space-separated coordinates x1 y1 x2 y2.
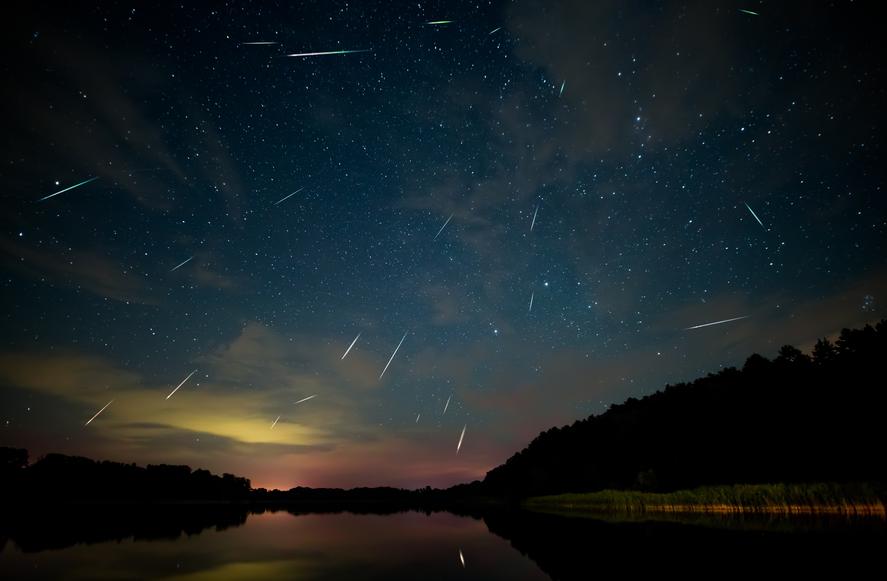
482 321 887 497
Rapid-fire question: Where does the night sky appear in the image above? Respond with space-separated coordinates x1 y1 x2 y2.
2 1 885 490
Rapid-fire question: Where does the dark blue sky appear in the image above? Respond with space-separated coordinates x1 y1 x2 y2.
2 1 885 488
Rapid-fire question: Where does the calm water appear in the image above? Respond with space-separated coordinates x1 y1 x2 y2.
2 506 885 579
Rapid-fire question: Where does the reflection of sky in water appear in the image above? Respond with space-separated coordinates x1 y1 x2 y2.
0 511 549 580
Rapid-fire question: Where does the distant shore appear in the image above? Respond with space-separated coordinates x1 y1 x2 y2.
524 483 887 517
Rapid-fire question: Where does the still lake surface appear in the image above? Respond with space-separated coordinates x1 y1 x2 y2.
2 506 885 579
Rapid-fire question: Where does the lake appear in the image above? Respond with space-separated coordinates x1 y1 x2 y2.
2 505 885 579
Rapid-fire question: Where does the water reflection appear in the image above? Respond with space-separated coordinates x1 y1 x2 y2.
2 506 885 579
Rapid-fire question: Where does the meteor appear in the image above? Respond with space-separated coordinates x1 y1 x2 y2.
456 424 466 453
738 9 759 16
283 49 371 57
426 20 453 25
530 205 539 231
38 176 99 202
744 202 765 229
85 400 114 426
169 256 193 272
442 395 451 415
341 333 361 360
274 187 304 205
241 41 278 45
379 331 408 380
294 394 317 405
416 413 421 423
166 369 198 400
528 291 535 313
271 416 281 429
488 27 501 35
684 315 749 330
559 81 565 97
459 549 466 567
433 213 454 240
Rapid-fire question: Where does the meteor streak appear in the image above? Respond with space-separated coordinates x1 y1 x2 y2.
283 49 371 57
530 205 539 231
294 394 317 405
528 291 535 313
684 315 749 330
456 424 466 453
442 395 451 415
416 414 421 423
379 331 408 380
169 256 193 272
166 370 198 400
459 549 466 567
241 41 278 45
488 27 501 35
85 400 113 426
274 187 304 205
433 213 454 240
38 176 99 202
341 333 361 360
271 416 281 429
744 202 765 229
559 81 565 96
738 9 759 16
426 20 452 25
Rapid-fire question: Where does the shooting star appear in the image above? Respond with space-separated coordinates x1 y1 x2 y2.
169 256 194 272
416 413 421 423
283 49 371 58
241 41 279 45
488 27 501 35
559 81 565 97
85 400 114 426
443 395 451 415
528 291 535 313
274 186 304 206
294 394 317 405
530 205 539 231
166 369 198 400
426 20 453 25
738 9 759 16
433 213 454 240
341 333 361 360
271 416 281 429
456 424 466 453
744 202 765 229
684 315 749 330
379 331 408 380
459 549 466 568
38 176 99 202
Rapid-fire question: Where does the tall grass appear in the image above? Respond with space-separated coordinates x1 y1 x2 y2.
524 483 886 517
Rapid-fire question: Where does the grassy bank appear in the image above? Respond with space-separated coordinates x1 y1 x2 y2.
524 483 886 517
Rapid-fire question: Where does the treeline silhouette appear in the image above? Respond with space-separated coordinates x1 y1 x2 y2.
0 449 251 501
483 321 887 497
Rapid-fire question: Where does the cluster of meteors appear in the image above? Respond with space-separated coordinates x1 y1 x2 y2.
47 16 765 467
